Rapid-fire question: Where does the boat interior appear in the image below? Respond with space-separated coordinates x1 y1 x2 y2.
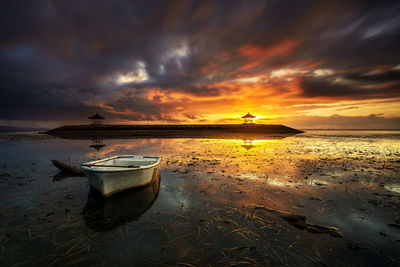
97 156 159 167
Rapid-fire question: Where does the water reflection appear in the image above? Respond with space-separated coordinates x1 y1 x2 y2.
1 131 400 265
82 173 161 232
241 139 255 150
89 138 106 151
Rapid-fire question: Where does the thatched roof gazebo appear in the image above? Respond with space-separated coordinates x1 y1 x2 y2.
89 113 105 125
241 112 256 124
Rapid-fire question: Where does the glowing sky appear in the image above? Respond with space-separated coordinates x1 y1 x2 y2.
1 0 400 129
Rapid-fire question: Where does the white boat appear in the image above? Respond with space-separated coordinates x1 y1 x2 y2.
81 155 161 197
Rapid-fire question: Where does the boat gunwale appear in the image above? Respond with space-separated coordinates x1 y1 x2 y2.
81 155 161 173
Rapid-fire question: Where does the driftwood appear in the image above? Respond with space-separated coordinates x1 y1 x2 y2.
253 205 342 238
51 160 85 180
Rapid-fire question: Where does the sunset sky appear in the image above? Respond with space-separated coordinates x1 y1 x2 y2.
1 0 400 129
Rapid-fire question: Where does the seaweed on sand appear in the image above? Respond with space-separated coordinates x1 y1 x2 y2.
143 206 327 266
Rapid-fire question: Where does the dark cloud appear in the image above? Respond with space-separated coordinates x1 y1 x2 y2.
300 76 356 98
345 70 400 83
0 0 399 125
300 68 400 98
335 106 359 111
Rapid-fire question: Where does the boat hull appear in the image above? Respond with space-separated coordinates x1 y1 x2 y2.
83 173 161 231
83 165 159 197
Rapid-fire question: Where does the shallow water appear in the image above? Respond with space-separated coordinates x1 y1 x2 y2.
0 131 399 266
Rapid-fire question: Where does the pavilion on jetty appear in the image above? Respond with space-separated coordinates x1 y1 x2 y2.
88 114 105 125
241 112 256 124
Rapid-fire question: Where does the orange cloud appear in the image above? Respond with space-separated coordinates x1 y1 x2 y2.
215 51 230 62
97 103 140 116
201 62 219 74
238 39 299 71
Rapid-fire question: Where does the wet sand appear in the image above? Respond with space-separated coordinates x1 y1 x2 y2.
0 131 399 266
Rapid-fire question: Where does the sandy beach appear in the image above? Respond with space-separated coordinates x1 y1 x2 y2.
0 131 399 265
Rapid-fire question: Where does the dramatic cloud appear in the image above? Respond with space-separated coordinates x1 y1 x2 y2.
0 0 399 128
